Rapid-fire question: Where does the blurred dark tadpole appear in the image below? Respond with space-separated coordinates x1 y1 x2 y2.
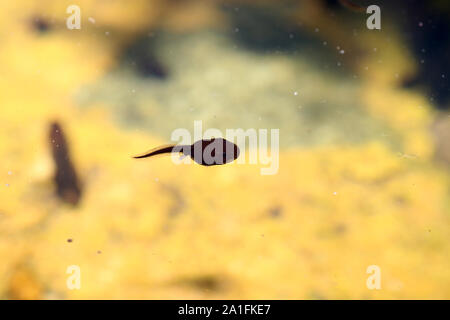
172 275 225 292
31 16 50 33
49 122 82 206
124 38 168 79
139 56 167 79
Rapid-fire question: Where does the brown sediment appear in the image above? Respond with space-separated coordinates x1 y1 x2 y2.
49 121 82 206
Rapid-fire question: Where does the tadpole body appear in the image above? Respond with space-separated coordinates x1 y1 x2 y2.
134 138 240 166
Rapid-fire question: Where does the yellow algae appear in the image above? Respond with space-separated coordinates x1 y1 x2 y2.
6 262 42 300
358 25 417 86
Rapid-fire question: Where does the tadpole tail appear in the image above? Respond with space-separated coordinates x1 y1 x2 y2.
133 144 188 159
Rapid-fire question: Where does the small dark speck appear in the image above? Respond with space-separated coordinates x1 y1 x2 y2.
97 250 102 254
394 195 407 205
269 206 283 218
334 224 347 234
67 238 73 243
